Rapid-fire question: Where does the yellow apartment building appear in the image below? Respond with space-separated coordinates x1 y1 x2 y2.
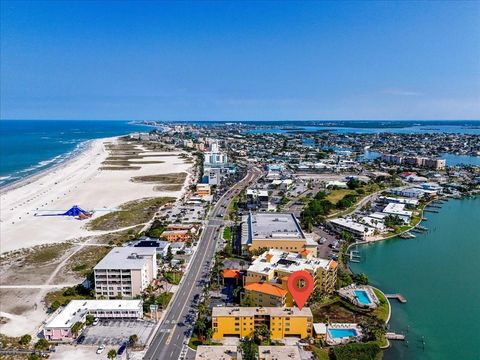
212 307 313 340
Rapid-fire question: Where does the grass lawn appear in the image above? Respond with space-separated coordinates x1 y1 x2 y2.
153 184 184 192
100 166 141 170
223 226 232 241
326 189 356 204
66 246 111 276
131 172 187 184
87 197 175 231
227 195 239 220
45 286 93 308
24 243 73 265
156 292 173 308
311 345 329 360
164 271 183 285
188 336 221 350
94 225 144 245
372 289 390 323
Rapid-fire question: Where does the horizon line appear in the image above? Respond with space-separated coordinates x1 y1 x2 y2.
1 118 480 122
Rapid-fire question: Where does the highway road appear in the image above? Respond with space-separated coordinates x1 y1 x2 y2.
144 166 262 360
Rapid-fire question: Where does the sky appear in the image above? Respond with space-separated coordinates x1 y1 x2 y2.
1 0 479 121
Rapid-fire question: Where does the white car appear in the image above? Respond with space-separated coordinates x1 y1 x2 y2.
96 344 105 354
92 318 100 326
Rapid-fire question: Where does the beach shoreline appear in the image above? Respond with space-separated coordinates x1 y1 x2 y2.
0 139 97 193
0 136 193 255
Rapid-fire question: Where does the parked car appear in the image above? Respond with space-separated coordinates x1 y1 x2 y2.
92 318 99 326
96 344 105 354
76 335 85 344
117 341 128 355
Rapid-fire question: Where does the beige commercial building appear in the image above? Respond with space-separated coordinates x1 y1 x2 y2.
195 346 240 360
241 213 317 256
94 247 157 299
258 346 301 360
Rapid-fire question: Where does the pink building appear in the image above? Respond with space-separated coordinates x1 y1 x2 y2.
43 299 143 341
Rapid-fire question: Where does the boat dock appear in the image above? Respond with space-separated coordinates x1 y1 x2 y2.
386 332 406 341
385 293 407 303
424 209 439 213
348 251 361 263
399 232 415 239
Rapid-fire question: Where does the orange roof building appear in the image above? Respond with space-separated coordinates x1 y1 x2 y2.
243 282 288 307
222 269 242 279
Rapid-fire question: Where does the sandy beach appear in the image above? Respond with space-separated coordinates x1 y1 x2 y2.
0 136 192 337
0 137 192 254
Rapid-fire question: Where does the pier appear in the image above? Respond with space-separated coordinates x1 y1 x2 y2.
399 232 415 239
348 251 361 263
424 209 439 213
385 293 407 303
386 332 406 341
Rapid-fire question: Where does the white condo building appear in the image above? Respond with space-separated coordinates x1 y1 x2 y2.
94 247 157 299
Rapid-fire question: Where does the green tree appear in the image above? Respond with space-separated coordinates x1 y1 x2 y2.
240 337 258 360
71 321 84 337
129 334 138 347
347 178 362 190
50 300 61 312
195 317 207 337
353 273 369 285
28 355 41 360
232 286 243 302
165 246 173 262
85 314 95 326
241 293 254 307
34 338 49 351
107 349 117 359
19 334 32 346
254 323 271 345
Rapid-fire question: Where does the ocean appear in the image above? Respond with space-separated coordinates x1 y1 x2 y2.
0 120 151 187
350 197 480 360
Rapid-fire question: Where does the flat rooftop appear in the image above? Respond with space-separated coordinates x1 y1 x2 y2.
195 346 239 360
212 306 313 318
258 346 301 360
329 217 373 233
94 247 155 270
248 249 332 275
45 300 143 329
248 213 305 242
383 203 413 217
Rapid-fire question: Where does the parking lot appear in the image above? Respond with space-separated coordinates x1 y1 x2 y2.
81 320 155 346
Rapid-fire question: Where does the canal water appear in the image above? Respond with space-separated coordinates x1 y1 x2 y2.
350 197 480 360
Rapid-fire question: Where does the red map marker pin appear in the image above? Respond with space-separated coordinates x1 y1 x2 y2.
287 270 314 310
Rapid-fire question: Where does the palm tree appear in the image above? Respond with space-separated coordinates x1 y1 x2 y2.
107 349 117 359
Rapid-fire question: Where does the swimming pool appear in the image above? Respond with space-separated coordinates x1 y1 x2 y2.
354 289 371 305
328 328 358 339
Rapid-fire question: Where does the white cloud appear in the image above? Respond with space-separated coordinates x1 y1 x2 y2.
382 88 424 96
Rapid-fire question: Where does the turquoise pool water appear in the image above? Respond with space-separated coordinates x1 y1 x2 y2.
328 328 357 339
354 289 372 305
